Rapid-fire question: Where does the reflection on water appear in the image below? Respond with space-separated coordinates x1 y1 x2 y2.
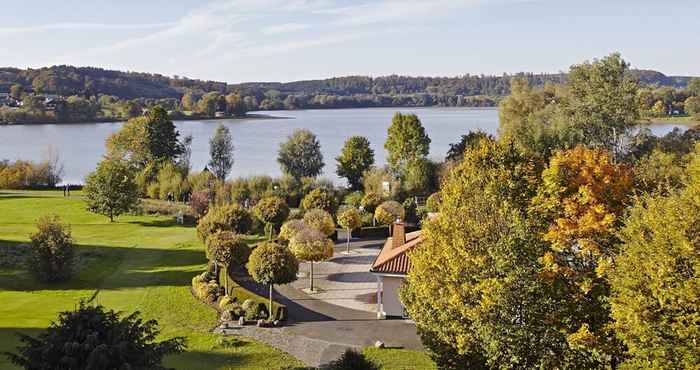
0 107 687 185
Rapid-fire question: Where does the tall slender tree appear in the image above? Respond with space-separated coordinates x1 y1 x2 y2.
336 136 375 190
208 124 234 180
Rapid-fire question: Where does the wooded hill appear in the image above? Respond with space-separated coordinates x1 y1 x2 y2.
0 65 693 101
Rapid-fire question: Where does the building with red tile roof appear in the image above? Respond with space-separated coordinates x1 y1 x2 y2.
370 221 424 318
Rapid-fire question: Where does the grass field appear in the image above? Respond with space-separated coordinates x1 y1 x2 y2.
0 190 434 369
0 190 303 370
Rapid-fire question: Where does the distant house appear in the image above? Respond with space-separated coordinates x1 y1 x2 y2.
370 221 424 319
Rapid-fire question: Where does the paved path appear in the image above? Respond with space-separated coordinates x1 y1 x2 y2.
218 237 423 367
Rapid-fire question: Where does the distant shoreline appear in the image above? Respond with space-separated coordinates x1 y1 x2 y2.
0 112 288 126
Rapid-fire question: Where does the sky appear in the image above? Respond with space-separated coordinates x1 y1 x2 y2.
1 0 698 83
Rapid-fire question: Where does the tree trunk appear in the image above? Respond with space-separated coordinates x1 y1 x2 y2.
269 284 273 321
346 229 351 253
268 224 273 240
310 261 314 292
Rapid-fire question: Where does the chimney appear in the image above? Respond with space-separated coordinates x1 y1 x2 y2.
392 219 406 249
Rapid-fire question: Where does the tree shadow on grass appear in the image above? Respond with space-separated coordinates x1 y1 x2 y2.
127 218 195 228
0 239 207 292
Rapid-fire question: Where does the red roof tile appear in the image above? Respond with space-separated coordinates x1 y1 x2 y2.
370 231 423 275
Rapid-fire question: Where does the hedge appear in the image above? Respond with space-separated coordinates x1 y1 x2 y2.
218 269 287 321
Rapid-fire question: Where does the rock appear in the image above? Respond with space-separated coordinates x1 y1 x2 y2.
256 319 265 327
374 340 385 349
273 320 280 327
238 316 245 326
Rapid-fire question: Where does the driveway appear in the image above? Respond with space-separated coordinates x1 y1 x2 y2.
219 236 424 367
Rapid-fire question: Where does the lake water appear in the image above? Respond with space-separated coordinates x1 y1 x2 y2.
0 107 686 185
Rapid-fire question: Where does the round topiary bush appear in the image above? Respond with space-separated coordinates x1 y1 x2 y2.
360 192 382 213
205 231 251 274
252 196 290 240
28 215 75 283
279 219 307 242
196 204 252 242
303 208 336 237
301 188 338 213
374 200 405 226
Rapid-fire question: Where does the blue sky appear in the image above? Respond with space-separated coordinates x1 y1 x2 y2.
1 0 698 83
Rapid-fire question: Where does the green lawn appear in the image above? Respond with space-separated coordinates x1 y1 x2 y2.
0 190 303 370
364 348 437 370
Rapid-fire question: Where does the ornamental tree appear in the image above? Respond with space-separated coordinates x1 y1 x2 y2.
301 187 338 214
374 200 405 235
246 241 299 320
278 219 307 242
337 207 362 253
277 129 324 180
205 231 251 291
253 196 290 240
360 191 382 214
6 302 185 369
336 136 375 190
196 204 252 243
83 158 139 222
302 208 336 237
289 227 333 292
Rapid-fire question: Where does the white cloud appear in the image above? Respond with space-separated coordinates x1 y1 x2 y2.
261 23 312 35
0 22 174 35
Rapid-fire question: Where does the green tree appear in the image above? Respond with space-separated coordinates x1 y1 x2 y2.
278 129 324 179
685 96 700 119
197 92 221 117
180 90 200 111
28 215 74 283
246 241 299 321
208 124 234 180
253 197 290 240
9 84 23 99
289 227 333 292
384 113 430 175
336 136 375 190
279 219 307 242
5 302 185 369
610 188 700 369
445 131 494 162
225 93 247 116
401 140 615 369
498 78 571 159
84 158 139 222
687 77 700 96
337 207 362 253
144 106 182 162
566 53 640 155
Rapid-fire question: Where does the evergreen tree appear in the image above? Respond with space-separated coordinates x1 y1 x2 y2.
208 124 234 180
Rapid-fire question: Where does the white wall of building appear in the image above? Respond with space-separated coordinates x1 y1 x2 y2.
377 275 406 318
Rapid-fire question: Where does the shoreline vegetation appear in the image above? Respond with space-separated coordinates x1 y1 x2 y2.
0 112 287 126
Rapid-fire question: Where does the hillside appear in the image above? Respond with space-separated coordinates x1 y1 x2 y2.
1 65 694 101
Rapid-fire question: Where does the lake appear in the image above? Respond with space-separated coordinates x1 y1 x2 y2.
0 107 687 185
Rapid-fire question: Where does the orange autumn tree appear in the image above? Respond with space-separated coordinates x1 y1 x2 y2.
532 145 633 362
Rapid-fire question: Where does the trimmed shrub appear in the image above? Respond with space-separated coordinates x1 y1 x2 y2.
301 188 338 213
205 231 251 272
303 208 336 237
196 204 252 242
253 196 290 239
374 200 405 226
279 219 307 242
28 215 74 282
425 192 441 212
242 299 258 320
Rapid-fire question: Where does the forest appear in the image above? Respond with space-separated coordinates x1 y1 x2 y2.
0 64 697 124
